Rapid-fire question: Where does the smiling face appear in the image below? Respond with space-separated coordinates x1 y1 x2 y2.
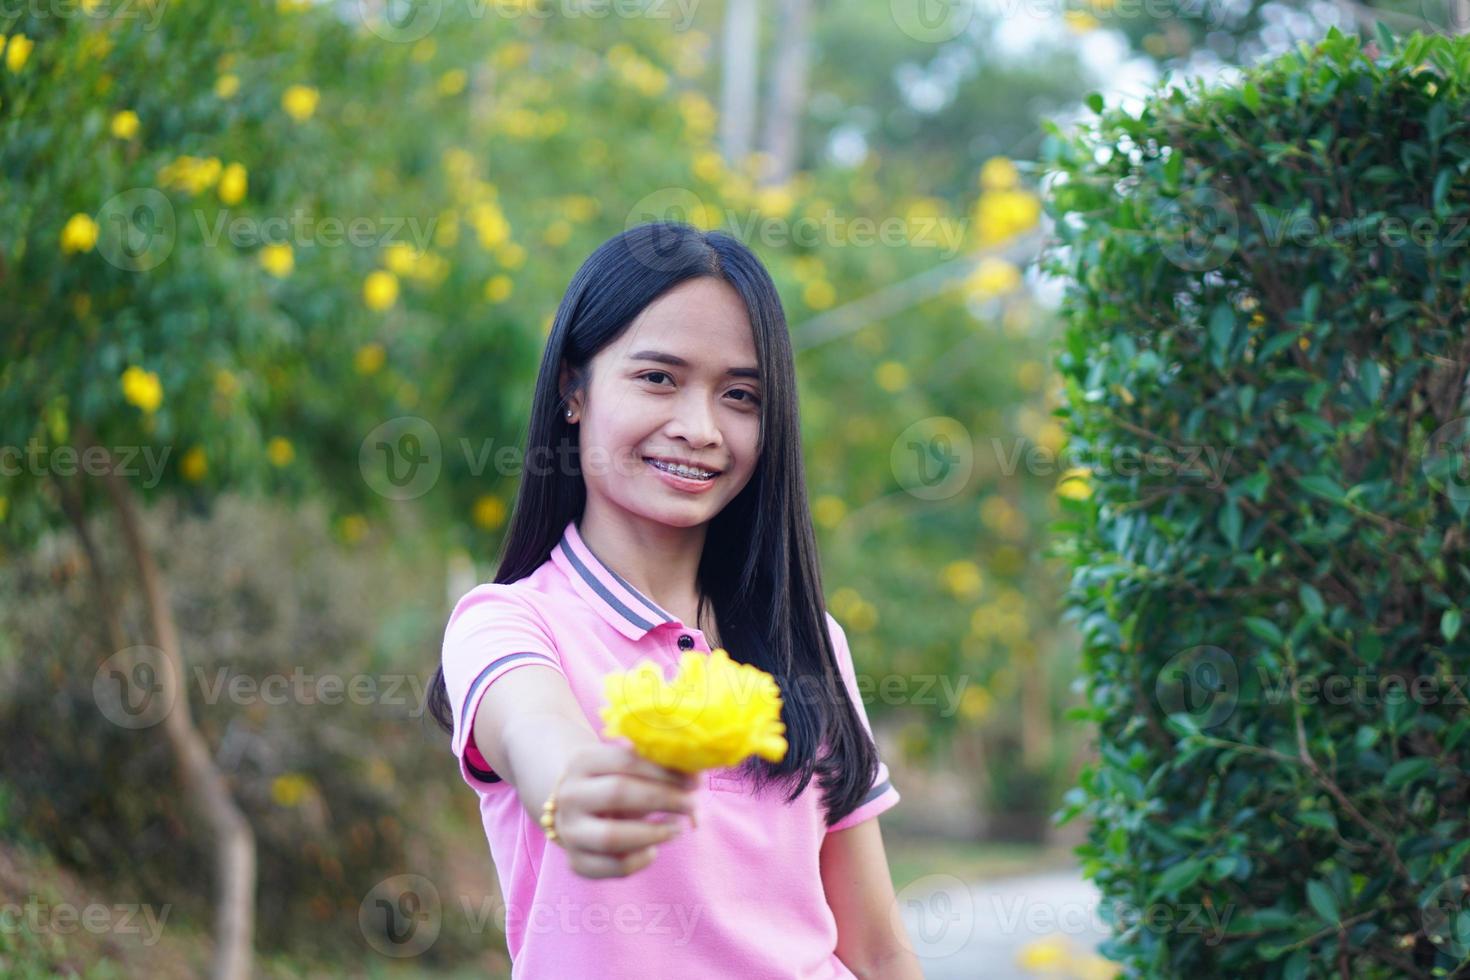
561 276 764 530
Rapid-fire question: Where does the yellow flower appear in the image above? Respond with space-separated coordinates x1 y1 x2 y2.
215 74 240 99
543 219 572 247
282 84 319 122
959 685 992 721
110 110 140 140
266 437 294 467
271 773 312 807
180 446 207 482
803 279 836 310
974 188 1041 245
1063 9 1099 32
218 163 247 205
5 34 33 73
495 241 526 269
600 648 788 773
966 256 1022 299
436 68 467 97
812 494 846 529
339 514 367 543
473 494 506 530
214 369 239 397
363 270 399 311
940 560 984 599
1057 466 1093 500
157 155 222 195
1017 934 1070 970
259 243 294 278
979 156 1019 191
120 365 163 413
60 214 99 255
874 361 908 392
355 342 386 375
484 274 513 303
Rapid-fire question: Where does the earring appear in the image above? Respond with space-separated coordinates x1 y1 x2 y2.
565 409 574 420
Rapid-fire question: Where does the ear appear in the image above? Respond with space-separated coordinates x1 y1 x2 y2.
558 361 583 418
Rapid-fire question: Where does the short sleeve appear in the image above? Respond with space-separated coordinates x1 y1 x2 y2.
823 611 901 833
440 584 564 788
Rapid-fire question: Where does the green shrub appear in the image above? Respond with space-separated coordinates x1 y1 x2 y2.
1044 28 1470 978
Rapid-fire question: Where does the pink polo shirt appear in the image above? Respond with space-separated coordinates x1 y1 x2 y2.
440 518 901 979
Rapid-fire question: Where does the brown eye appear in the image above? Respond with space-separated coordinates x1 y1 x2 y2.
640 371 673 385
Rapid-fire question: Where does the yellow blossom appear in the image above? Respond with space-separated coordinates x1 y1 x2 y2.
875 361 908 392
979 156 1019 191
339 514 367 543
214 369 239 397
803 279 836 310
966 256 1022 299
543 220 572 247
473 494 506 530
158 155 222 195
437 68 467 97
218 162 247 205
271 773 312 807
496 241 526 269
940 560 984 598
282 84 319 122
61 214 99 255
266 437 294 467
600 648 788 773
959 685 992 721
215 73 240 99
1063 10 1099 32
110 110 140 140
1017 934 1070 970
5 34 33 73
120 365 163 413
355 342 385 375
363 270 399 311
259 243 294 278
812 494 846 529
1057 466 1093 500
180 446 207 482
974 188 1041 245
484 274 513 303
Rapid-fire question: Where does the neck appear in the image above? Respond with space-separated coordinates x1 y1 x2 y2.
577 499 708 621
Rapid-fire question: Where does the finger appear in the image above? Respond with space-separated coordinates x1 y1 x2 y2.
581 775 697 821
594 742 699 789
563 815 681 856
568 845 659 879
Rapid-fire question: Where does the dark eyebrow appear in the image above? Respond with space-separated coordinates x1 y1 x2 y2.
627 349 761 381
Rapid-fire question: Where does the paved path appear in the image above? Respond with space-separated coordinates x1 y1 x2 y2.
896 867 1115 979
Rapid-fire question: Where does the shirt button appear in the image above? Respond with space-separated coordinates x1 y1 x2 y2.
678 634 695 650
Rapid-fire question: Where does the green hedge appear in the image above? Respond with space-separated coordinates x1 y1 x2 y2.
1045 28 1470 978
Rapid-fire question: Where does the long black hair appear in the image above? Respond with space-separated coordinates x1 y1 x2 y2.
426 221 881 828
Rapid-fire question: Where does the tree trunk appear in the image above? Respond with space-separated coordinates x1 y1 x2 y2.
759 0 812 185
85 456 256 980
720 0 760 168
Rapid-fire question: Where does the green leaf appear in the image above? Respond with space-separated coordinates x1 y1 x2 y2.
1385 757 1434 789
1442 608 1462 642
1297 474 1346 502
1245 617 1285 646
1307 879 1340 925
1219 498 1243 548
1242 82 1261 112
1299 584 1325 618
1154 857 1206 898
1086 91 1105 114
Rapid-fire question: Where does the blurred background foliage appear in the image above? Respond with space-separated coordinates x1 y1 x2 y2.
1 0 1458 975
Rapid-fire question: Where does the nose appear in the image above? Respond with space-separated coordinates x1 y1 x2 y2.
665 389 722 449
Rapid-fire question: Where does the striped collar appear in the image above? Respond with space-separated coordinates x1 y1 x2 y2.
550 519 681 640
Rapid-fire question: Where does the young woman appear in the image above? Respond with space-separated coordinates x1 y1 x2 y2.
426 222 921 978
